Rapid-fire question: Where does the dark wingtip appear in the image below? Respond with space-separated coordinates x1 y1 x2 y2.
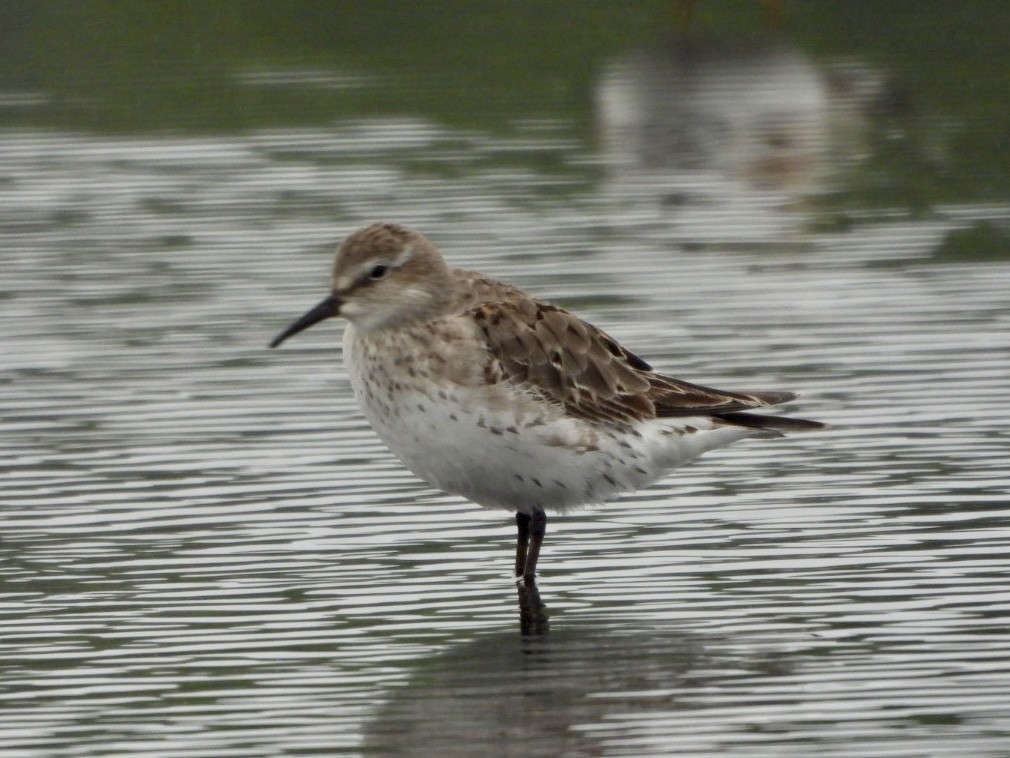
716 411 827 432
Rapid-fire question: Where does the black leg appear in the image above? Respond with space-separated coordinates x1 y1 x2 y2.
515 512 530 578
522 506 547 585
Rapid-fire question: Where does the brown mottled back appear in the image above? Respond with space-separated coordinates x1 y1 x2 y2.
448 269 821 431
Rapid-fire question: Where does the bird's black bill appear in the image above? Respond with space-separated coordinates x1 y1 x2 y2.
269 294 340 348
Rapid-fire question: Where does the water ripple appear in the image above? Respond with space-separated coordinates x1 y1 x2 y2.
2 124 1009 756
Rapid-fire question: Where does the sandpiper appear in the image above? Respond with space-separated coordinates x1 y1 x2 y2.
270 223 822 584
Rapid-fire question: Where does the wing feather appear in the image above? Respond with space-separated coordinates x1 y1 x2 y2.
471 298 801 427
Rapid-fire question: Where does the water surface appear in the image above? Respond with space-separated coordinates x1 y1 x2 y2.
3 5 1010 756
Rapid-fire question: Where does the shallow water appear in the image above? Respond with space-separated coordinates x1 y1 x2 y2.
4 8 1010 756
4 121 1009 756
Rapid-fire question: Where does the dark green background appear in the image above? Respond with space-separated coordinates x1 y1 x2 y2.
2 0 1009 205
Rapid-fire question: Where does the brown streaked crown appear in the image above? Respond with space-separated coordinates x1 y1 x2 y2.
331 223 455 332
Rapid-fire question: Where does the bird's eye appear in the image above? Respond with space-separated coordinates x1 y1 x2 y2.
368 264 389 281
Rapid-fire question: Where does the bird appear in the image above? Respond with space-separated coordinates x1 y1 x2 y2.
270 223 822 585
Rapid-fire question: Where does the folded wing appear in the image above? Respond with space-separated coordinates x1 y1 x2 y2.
471 298 822 431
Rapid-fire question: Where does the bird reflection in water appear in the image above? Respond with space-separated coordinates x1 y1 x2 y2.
516 580 549 636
